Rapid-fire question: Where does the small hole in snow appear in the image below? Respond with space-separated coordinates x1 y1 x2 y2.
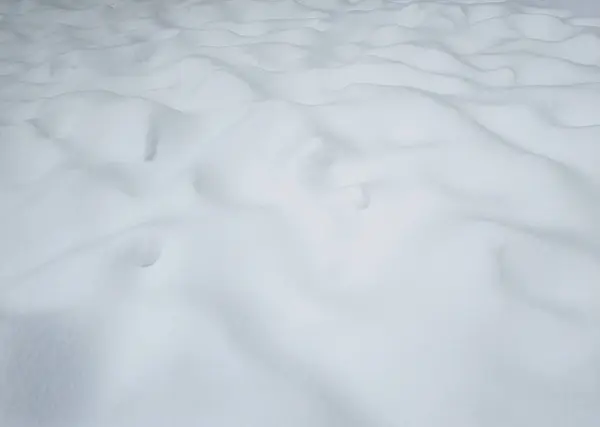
131 235 163 268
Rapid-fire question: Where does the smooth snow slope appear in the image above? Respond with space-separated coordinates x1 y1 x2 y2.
1 0 600 426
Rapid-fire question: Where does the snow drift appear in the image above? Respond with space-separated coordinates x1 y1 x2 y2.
1 1 599 426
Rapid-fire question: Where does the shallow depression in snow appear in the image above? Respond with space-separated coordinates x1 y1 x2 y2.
1 0 600 426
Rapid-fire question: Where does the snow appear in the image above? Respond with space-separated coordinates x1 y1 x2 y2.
1 0 599 426
525 0 600 17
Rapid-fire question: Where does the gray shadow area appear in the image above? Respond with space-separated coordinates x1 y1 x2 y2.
0 313 97 427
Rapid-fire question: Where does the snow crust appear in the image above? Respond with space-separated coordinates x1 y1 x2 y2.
1 1 599 426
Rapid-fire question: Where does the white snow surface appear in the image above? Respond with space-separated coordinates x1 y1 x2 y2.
1 0 600 426
525 0 600 17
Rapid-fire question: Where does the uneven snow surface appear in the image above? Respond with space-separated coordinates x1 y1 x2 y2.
1 1 600 426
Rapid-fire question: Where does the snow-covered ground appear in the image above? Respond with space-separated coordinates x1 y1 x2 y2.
1 0 599 426
525 0 600 17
